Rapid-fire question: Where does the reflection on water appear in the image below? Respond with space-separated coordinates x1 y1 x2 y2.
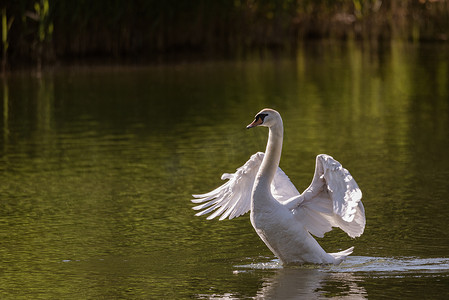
232 266 368 299
256 269 367 299
211 256 449 299
1 41 449 298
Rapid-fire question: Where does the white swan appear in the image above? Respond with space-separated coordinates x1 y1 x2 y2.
192 108 365 265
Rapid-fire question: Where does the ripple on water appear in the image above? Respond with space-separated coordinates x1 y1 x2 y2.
236 256 449 275
336 256 449 275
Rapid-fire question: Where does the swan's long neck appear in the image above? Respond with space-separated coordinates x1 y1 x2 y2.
254 118 284 194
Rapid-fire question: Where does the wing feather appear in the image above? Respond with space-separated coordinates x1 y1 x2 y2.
192 152 300 220
271 167 300 202
294 154 365 238
192 153 365 239
192 152 264 220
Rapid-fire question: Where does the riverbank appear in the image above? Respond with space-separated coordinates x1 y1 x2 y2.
2 1 449 72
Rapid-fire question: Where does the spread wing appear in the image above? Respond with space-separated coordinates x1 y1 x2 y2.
192 153 365 238
192 152 299 220
288 154 365 238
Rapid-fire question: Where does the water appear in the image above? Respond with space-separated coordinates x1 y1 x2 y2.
1 41 449 299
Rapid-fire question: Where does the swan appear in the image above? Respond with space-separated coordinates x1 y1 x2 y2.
192 108 365 265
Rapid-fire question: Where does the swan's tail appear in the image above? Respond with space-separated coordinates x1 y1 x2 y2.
329 246 354 264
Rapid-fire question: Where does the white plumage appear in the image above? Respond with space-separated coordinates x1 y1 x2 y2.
192 108 365 265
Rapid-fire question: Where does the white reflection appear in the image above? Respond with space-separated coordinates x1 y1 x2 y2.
196 256 449 299
255 268 367 299
197 262 367 299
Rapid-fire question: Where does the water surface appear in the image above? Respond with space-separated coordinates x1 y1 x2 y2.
1 42 449 299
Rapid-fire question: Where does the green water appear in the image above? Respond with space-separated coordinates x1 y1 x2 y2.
1 41 449 299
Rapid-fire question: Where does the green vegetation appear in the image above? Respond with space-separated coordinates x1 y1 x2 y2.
1 7 14 73
1 0 449 71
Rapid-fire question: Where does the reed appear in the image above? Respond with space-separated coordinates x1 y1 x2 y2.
1 7 14 74
2 0 449 69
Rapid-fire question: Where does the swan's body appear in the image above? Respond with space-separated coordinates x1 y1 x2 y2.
192 109 365 265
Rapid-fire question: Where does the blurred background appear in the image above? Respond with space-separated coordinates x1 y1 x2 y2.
1 0 449 71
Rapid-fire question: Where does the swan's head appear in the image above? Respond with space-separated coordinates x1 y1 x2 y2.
247 108 281 129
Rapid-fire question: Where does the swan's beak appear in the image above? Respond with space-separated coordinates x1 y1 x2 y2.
246 118 263 129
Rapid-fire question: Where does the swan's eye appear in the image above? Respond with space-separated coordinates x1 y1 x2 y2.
256 113 268 123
